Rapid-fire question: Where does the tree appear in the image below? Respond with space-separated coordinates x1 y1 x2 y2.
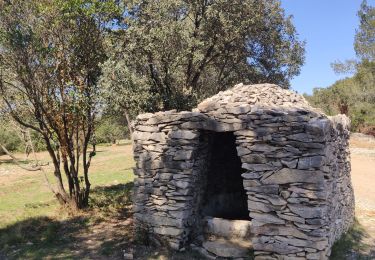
99 55 153 137
332 0 374 74
101 0 305 113
0 0 120 209
309 1 375 133
305 87 336 116
355 0 375 61
307 78 356 115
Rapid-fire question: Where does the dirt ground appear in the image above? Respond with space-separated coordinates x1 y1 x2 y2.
349 136 375 255
351 155 375 211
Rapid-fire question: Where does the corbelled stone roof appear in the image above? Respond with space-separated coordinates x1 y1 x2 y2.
196 83 313 113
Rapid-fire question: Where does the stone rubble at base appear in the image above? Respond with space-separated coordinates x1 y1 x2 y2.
132 83 355 259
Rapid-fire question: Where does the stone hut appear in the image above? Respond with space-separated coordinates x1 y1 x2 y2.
132 83 355 259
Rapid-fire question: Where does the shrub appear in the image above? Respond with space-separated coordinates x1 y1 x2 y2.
0 125 23 153
95 118 128 144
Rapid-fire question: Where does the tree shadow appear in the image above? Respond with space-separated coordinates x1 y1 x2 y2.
0 216 90 259
0 158 29 165
330 218 375 260
89 182 134 218
0 182 135 260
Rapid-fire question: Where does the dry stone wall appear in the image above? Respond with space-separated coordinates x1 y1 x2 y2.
132 84 355 259
325 115 354 250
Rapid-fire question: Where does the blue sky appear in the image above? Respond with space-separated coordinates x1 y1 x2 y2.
281 0 368 94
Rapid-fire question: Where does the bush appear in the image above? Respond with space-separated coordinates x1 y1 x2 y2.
29 130 47 152
95 118 128 144
0 124 46 154
0 125 23 153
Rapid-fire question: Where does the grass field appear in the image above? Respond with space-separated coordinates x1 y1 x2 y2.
0 139 374 259
0 143 135 259
0 142 134 228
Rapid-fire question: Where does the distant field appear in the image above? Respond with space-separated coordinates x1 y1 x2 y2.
0 142 135 229
0 142 137 259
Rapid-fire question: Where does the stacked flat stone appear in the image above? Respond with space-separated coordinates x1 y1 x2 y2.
132 83 355 259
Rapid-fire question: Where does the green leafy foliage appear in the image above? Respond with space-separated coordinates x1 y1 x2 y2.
99 57 155 118
0 122 46 154
306 68 375 132
355 0 375 60
101 0 305 112
95 117 128 144
0 124 23 153
0 0 121 209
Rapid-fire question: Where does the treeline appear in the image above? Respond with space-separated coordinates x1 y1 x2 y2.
305 0 374 134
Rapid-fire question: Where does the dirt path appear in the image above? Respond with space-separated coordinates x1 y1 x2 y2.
349 137 375 256
351 155 375 211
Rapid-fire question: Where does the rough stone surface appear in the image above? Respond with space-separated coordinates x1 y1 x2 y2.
132 83 355 260
205 217 252 239
202 238 252 258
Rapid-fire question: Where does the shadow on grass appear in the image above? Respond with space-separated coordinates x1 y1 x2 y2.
0 216 90 259
0 182 134 260
330 218 375 260
0 158 30 165
89 182 134 218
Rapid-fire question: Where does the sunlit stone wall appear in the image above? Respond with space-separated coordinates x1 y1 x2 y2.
132 84 355 259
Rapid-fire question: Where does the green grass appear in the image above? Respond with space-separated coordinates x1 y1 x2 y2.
0 143 136 259
0 216 90 259
330 219 374 260
0 144 135 228
0 183 135 259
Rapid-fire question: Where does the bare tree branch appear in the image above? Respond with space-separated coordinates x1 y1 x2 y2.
0 143 45 171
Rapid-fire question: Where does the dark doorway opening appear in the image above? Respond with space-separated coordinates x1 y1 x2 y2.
201 132 249 220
